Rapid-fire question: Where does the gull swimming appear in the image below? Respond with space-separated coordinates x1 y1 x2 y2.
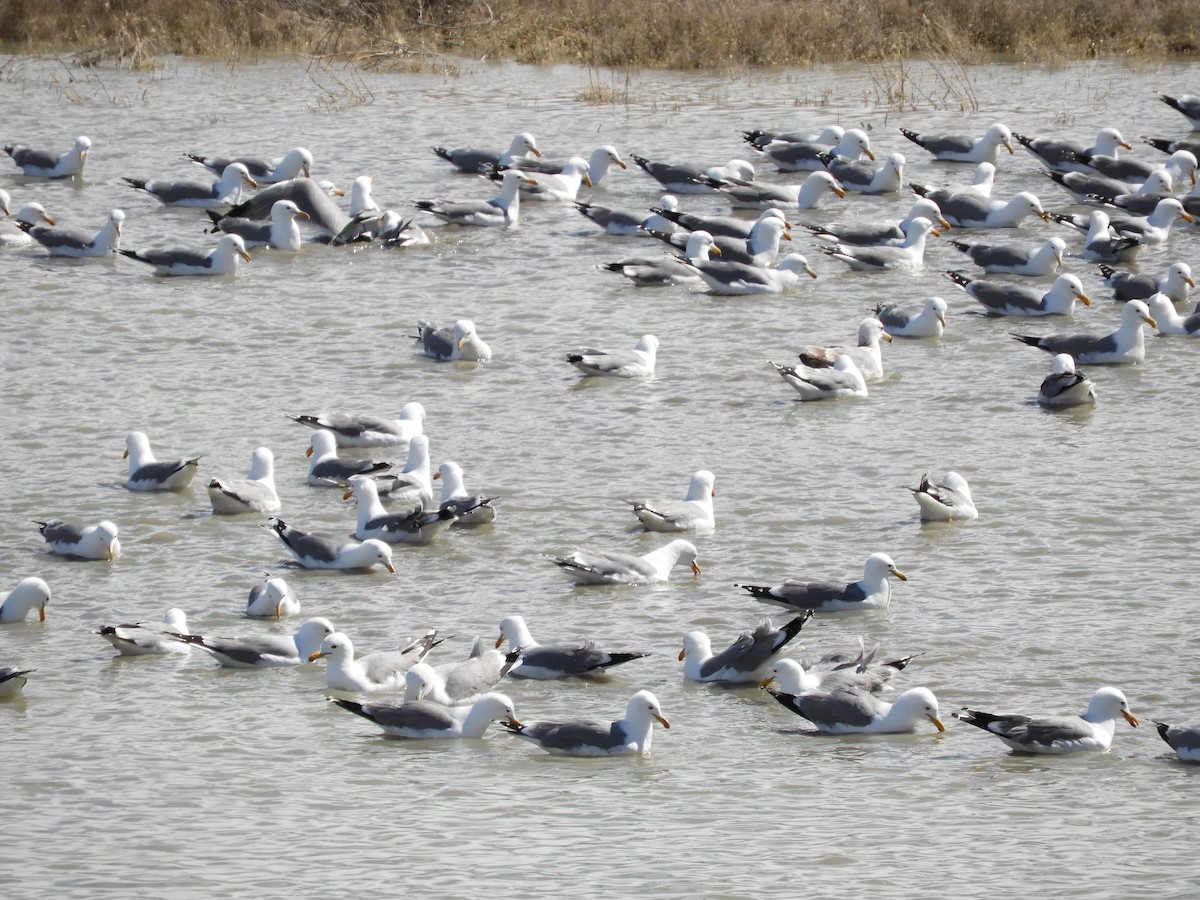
899 122 1014 163
330 693 519 740
415 319 492 361
737 552 906 612
186 147 313 183
496 615 649 680
37 519 120 560
206 199 310 251
415 169 536 227
291 401 425 449
207 447 280 514
306 429 392 488
122 162 258 208
176 617 335 669
684 253 817 295
98 608 190 655
309 630 440 692
954 686 1138 754
625 469 716 532
1012 299 1156 364
123 431 201 491
945 271 1090 317
4 134 90 177
764 685 944 734
500 689 669 756
1037 354 1097 407
266 517 395 572
549 539 700 585
119 233 251 277
873 296 948 339
769 356 868 401
17 208 124 257
797 317 892 382
566 334 658 377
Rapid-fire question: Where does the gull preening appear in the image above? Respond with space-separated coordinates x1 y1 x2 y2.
910 472 979 522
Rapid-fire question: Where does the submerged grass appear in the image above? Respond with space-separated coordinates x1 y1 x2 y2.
1 0 1198 71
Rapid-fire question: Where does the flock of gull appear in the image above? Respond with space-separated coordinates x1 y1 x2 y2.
6 86 1200 762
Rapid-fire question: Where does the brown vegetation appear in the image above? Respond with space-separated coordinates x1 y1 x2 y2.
1 0 1198 70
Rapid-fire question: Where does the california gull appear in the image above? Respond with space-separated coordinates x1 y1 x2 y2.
1012 299 1156 364
797 317 891 382
402 642 521 706
245 577 300 619
822 151 906 195
123 431 201 491
768 356 868 401
186 147 313 183
954 686 1138 754
4 135 90 177
0 666 33 698
176 617 335 669
415 169 536 227
206 199 309 251
764 685 945 734
266 517 396 572
801 197 949 246
344 474 458 544
0 577 51 623
1013 127 1131 172
684 253 817 295
432 132 540 173
290 400 425 448
119 233 251 277
899 122 1014 163
17 208 124 257
98 608 190 655
873 296 948 339
1100 261 1193 304
435 461 496 527
330 693 519 740
36 519 120 561
500 689 669 756
1145 293 1200 336
122 162 257 209
549 538 700 585
945 271 1090 317
415 319 492 361
714 170 845 210
625 469 716 533
220 178 350 238
737 552 907 612
947 236 1066 276
496 615 649 680
566 334 658 377
1038 353 1097 407
309 630 440 692
910 471 978 522
206 446 280 514
821 216 937 270
600 229 719 286
1155 722 1200 762
306 429 393 488
679 612 811 684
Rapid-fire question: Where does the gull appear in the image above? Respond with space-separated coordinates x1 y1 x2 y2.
415 169 537 227
306 429 392 488
566 334 658 377
497 155 591 202
1074 148 1196 187
1043 167 1172 206
0 577 51 623
1051 210 1142 263
332 208 430 248
648 212 789 266
36 519 120 561
822 151 906 194
737 552 907 612
0 666 33 698
98 609 190 655
1145 293 1200 336
769 356 868 401
910 471 978 522
245 577 300 619
714 170 845 210
402 641 521 706
435 461 496 526
821 216 938 270
1100 261 1194 304
0 200 55 246
760 128 874 172
740 124 845 151
759 655 910 696
600 229 720 286
266 517 395 572
290 400 425 448
945 271 1090 317
309 630 440 692
369 434 433 506
218 178 349 238
630 154 717 193
947 236 1066 276
122 162 258 208
1014 127 1131 172
801 197 950 247
344 474 458 545
797 317 892 382
679 612 811 684
4 135 90 177
899 122 1014 163
206 199 310 251
329 693 519 740
954 687 1138 754
763 685 945 734
549 539 701 585
432 132 540 173
910 186 1049 228
684 253 817 295
500 690 669 756
1104 197 1194 245
1012 299 1157 364
119 233 251 277
17 208 124 257
415 319 492 361
574 194 676 236
1154 722 1200 762
504 144 626 186
625 469 716 533
1159 93 1200 129
496 615 649 680
1037 354 1097 407
647 205 788 240
185 147 313 183
206 447 280 514
176 617 335 669
123 431 201 491
873 296 949 339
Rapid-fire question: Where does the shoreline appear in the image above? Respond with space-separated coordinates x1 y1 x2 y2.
2 0 1198 72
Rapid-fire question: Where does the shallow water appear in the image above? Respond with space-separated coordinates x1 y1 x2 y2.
2 53 1200 898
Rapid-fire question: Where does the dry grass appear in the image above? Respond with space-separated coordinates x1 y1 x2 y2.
2 0 1198 69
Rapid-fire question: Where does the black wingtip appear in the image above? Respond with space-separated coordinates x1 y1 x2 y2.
944 269 972 287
